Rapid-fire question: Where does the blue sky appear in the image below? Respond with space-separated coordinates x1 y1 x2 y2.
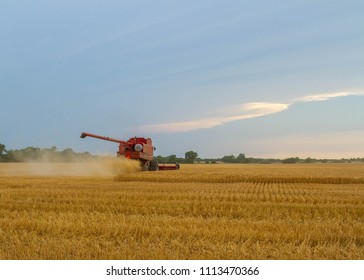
1 0 363 158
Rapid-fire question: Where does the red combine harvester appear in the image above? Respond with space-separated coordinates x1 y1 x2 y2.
80 132 179 171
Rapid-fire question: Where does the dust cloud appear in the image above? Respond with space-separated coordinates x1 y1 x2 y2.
0 157 141 176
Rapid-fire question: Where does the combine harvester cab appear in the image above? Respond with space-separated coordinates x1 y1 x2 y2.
80 132 179 171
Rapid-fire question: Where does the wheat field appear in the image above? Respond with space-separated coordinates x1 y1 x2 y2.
0 162 363 259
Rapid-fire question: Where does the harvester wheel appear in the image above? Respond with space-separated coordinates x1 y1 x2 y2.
141 160 150 171
149 160 159 171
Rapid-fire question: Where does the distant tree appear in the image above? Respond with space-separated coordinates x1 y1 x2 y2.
0 143 6 161
236 153 246 163
0 143 5 155
282 157 300 164
185 151 198 163
155 154 184 163
13 147 41 161
304 157 313 163
167 154 177 162
61 148 77 161
221 155 236 163
40 146 58 161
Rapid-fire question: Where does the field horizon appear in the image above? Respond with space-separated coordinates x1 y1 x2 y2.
0 162 363 260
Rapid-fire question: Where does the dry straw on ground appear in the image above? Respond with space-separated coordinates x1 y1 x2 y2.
0 163 363 259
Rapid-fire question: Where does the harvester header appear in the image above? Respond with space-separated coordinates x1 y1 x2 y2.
80 132 179 171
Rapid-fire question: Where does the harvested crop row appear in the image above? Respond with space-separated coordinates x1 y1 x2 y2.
0 163 363 259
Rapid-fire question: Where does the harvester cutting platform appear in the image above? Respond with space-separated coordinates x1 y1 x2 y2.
80 132 179 171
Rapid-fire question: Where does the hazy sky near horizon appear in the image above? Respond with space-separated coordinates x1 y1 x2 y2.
1 0 364 158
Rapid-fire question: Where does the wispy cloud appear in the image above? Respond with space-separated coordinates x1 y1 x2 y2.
294 91 364 102
140 102 290 133
140 91 363 133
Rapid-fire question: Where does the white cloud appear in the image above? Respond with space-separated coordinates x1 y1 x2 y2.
294 91 364 102
139 91 364 134
139 102 290 133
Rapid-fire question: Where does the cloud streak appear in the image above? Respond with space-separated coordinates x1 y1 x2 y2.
140 102 289 133
294 91 364 103
140 91 363 133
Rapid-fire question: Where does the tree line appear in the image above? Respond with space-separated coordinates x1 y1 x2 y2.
157 151 364 164
0 144 93 162
1 143 363 163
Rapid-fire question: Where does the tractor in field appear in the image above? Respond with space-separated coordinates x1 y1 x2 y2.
80 132 179 171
